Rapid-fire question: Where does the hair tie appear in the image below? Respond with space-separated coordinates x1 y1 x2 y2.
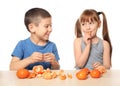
97 12 101 15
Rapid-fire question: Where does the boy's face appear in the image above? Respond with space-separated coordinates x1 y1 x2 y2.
30 17 52 41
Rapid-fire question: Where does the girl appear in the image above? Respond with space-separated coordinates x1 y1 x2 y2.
74 9 112 70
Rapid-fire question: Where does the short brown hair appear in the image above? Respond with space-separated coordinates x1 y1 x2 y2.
24 8 51 31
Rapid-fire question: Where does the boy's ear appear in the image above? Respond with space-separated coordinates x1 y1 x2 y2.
28 23 35 32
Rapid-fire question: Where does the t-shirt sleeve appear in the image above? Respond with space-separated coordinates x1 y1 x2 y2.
53 43 60 61
11 40 24 59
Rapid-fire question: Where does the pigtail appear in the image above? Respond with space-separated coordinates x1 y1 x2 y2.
75 19 82 38
101 12 112 58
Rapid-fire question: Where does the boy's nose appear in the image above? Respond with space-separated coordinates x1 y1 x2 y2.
48 27 52 32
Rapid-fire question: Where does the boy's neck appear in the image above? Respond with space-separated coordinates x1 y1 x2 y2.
30 35 47 46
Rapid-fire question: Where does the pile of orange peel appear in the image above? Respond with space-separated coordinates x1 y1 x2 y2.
16 65 106 80
16 65 72 80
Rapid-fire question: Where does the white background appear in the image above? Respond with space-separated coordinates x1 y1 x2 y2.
0 0 120 70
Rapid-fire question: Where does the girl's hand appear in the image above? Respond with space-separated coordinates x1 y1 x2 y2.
92 62 101 69
43 53 56 63
83 32 92 45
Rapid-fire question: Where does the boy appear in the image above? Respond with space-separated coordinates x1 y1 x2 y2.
10 8 60 70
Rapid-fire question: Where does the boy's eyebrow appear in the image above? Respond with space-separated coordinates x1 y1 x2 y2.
44 23 51 25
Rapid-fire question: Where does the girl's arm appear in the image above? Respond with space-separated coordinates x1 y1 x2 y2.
74 38 91 68
103 40 111 69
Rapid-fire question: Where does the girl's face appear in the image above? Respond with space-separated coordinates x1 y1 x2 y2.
31 17 52 42
80 20 99 38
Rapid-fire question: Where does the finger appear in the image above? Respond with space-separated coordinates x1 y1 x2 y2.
94 63 100 68
51 53 55 57
92 63 98 68
44 53 51 56
44 58 51 62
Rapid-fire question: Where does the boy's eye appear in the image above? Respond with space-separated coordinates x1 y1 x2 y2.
45 26 49 28
45 25 50 28
45 25 52 28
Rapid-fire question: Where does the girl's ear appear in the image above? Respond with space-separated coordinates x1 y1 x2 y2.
28 23 36 32
98 21 101 28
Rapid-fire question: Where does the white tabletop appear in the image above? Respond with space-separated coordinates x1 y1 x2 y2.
0 70 120 86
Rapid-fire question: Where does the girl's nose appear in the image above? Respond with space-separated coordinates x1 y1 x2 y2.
86 25 90 30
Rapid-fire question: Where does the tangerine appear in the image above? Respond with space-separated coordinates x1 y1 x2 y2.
81 68 90 75
16 69 30 79
76 70 88 80
90 69 101 78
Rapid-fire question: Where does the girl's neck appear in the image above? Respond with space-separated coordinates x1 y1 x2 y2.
30 35 47 46
91 36 99 44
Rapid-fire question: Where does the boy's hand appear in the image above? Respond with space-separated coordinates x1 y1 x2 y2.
29 52 44 63
43 53 56 63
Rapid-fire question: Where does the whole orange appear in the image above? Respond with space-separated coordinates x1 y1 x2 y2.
81 68 90 75
16 69 30 79
90 69 101 78
76 70 88 80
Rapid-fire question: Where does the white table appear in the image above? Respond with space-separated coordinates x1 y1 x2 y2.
0 70 120 86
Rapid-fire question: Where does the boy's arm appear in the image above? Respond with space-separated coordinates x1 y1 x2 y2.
10 52 44 70
43 53 60 70
9 56 33 70
50 60 60 70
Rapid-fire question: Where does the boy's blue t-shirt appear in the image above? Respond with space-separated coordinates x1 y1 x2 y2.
11 38 60 70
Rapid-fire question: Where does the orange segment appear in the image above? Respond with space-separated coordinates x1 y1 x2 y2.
28 72 36 78
59 73 66 80
67 73 72 79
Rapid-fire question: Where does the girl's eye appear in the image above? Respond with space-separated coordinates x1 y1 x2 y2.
89 22 92 24
81 23 85 26
89 22 94 24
